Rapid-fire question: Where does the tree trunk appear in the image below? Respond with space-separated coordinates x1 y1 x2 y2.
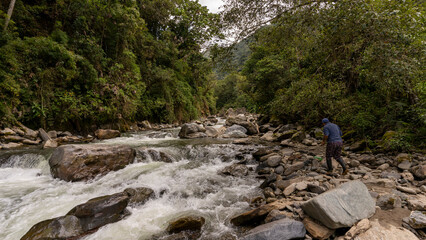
3 0 17 31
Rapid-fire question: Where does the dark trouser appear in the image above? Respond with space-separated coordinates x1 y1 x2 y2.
326 141 346 171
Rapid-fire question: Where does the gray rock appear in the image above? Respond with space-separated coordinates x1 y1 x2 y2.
376 194 401 210
178 123 206 139
291 131 306 142
241 218 306 240
225 125 247 134
408 211 426 229
38 128 51 141
411 164 426 180
124 187 154 205
301 181 376 229
275 166 284 175
47 130 58 139
223 131 248 138
166 215 205 234
264 210 288 223
0 128 15 135
205 126 219 137
95 129 121 140
398 160 412 171
284 162 305 175
43 139 58 149
266 155 282 167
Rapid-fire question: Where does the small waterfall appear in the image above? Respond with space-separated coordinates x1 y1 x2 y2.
0 130 262 240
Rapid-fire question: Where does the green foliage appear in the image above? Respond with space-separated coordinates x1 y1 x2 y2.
220 0 425 148
0 0 221 130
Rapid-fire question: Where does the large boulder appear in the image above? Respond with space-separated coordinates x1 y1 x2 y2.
178 123 207 139
408 211 426 229
21 192 130 240
124 187 154 206
411 164 426 180
221 164 249 177
226 114 259 135
231 199 289 226
241 218 306 240
49 145 136 181
21 215 84 240
38 128 51 141
205 126 219 138
301 181 376 229
354 220 419 240
95 129 121 140
67 192 130 231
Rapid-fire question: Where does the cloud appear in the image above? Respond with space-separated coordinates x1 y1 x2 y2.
198 0 224 13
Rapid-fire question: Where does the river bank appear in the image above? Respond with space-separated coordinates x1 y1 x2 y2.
0 110 425 239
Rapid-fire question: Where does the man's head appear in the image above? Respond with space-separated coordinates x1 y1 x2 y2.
322 118 330 126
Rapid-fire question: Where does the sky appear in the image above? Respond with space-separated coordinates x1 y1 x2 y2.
198 0 224 13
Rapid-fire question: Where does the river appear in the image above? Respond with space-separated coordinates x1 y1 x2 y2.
0 125 263 239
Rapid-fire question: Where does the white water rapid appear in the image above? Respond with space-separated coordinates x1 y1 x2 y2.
0 129 262 240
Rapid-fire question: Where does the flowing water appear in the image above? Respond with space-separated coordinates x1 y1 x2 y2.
0 126 263 240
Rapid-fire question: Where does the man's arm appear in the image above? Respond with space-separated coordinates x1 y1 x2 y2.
321 135 328 145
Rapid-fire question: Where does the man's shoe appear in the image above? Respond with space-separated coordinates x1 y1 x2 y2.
342 169 349 175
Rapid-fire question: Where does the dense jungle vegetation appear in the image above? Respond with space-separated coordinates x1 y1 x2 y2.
0 0 425 149
215 0 425 150
0 0 220 131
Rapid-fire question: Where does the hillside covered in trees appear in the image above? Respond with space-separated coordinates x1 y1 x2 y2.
215 0 425 150
0 0 220 131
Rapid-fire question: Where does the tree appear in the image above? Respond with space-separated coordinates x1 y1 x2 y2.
3 0 16 31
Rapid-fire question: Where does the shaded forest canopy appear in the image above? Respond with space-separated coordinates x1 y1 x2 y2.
0 0 220 131
0 0 425 149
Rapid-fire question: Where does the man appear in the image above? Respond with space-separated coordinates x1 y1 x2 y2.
321 118 348 175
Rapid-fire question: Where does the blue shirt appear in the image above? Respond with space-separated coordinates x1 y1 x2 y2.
323 123 343 143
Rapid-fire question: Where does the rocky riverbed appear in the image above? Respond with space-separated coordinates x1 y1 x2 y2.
0 109 425 239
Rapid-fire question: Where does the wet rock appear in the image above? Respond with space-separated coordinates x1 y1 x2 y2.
284 162 305 176
376 194 401 210
67 192 130 231
398 160 412 171
205 126 219 138
345 219 370 239
147 149 174 163
411 164 426 180
43 139 58 149
95 129 121 140
221 164 249 177
20 125 38 139
231 199 289 226
354 219 419 240
226 115 259 135
264 187 275 198
21 215 84 240
2 142 23 149
301 181 376 229
408 211 426 229
241 218 306 240
139 120 152 129
166 215 205 234
0 128 16 135
49 145 136 182
39 128 52 142
124 187 154 205
303 216 334 240
178 123 206 139
158 231 201 240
